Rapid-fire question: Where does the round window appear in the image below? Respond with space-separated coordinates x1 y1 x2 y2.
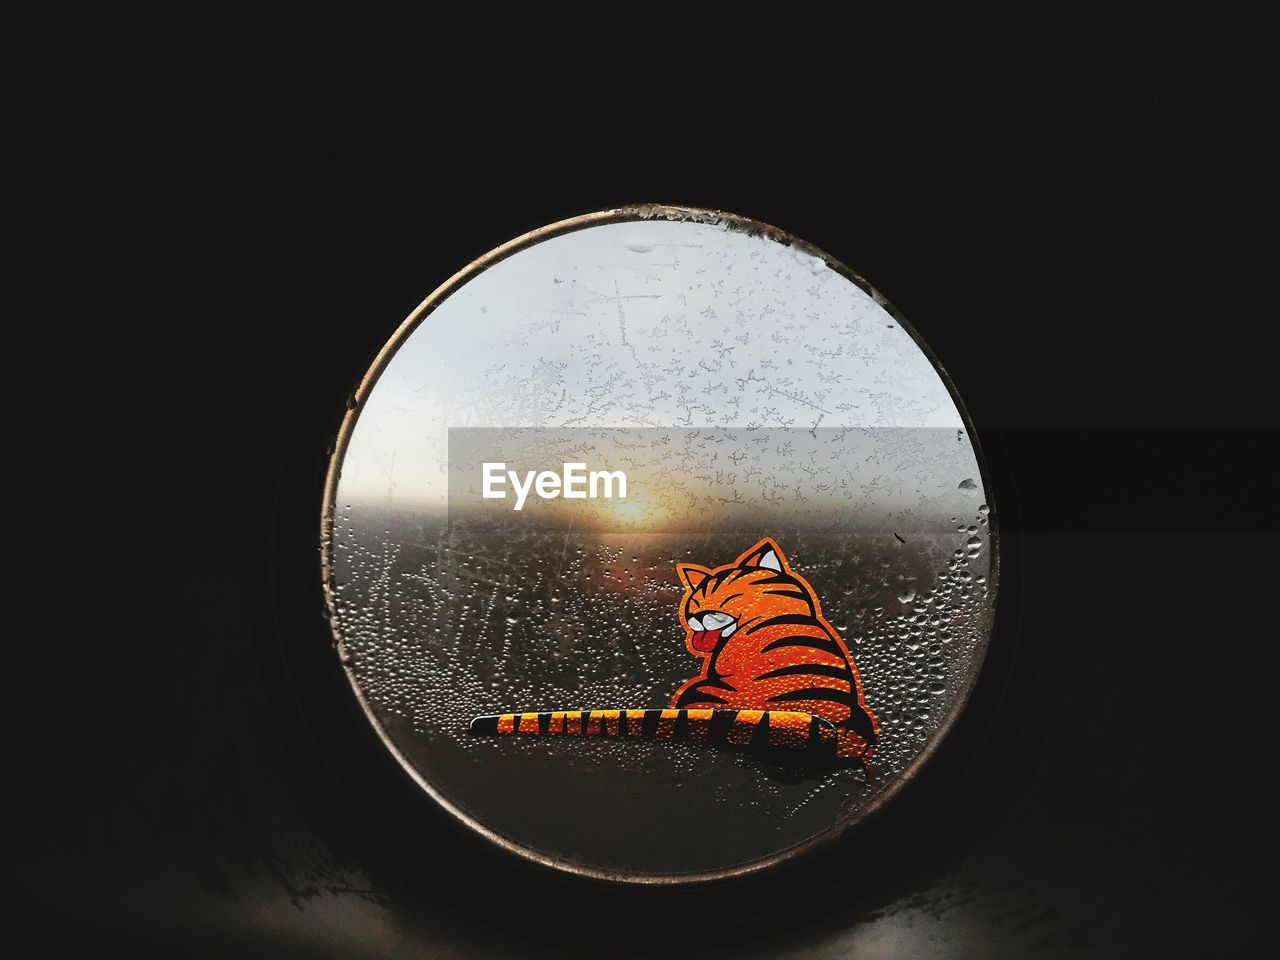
321 205 997 883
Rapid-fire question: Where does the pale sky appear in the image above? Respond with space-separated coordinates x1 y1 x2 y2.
337 217 977 513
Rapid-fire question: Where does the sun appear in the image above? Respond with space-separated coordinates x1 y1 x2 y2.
590 492 666 529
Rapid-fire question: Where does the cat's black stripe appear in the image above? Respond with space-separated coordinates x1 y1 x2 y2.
755 662 852 682
537 711 551 734
846 710 878 741
693 674 737 691
806 715 841 759
707 709 738 743
749 572 795 585
640 709 661 737
760 633 846 659
767 686 855 707
672 710 689 740
753 613 826 631
751 711 773 751
674 685 728 706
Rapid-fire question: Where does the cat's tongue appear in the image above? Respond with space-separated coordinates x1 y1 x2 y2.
692 628 722 653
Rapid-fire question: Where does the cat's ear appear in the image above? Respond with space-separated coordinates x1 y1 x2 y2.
738 537 788 572
676 563 712 593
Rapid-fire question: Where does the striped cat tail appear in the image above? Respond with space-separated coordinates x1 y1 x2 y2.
469 708 841 766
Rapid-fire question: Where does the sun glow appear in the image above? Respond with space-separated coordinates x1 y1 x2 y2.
589 491 667 529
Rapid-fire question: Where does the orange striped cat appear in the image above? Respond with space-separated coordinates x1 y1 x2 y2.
471 538 879 768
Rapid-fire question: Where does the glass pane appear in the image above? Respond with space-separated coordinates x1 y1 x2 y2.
324 207 997 881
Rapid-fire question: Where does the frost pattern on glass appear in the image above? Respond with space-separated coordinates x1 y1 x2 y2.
328 214 997 878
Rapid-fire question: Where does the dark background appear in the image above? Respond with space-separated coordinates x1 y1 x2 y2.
7 29 1278 957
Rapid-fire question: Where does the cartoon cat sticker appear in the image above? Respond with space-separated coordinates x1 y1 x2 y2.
471 538 878 768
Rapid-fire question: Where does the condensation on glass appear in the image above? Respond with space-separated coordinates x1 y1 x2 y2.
322 206 998 883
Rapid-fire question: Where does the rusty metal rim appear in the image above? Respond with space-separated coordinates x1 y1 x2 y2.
318 203 1001 885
